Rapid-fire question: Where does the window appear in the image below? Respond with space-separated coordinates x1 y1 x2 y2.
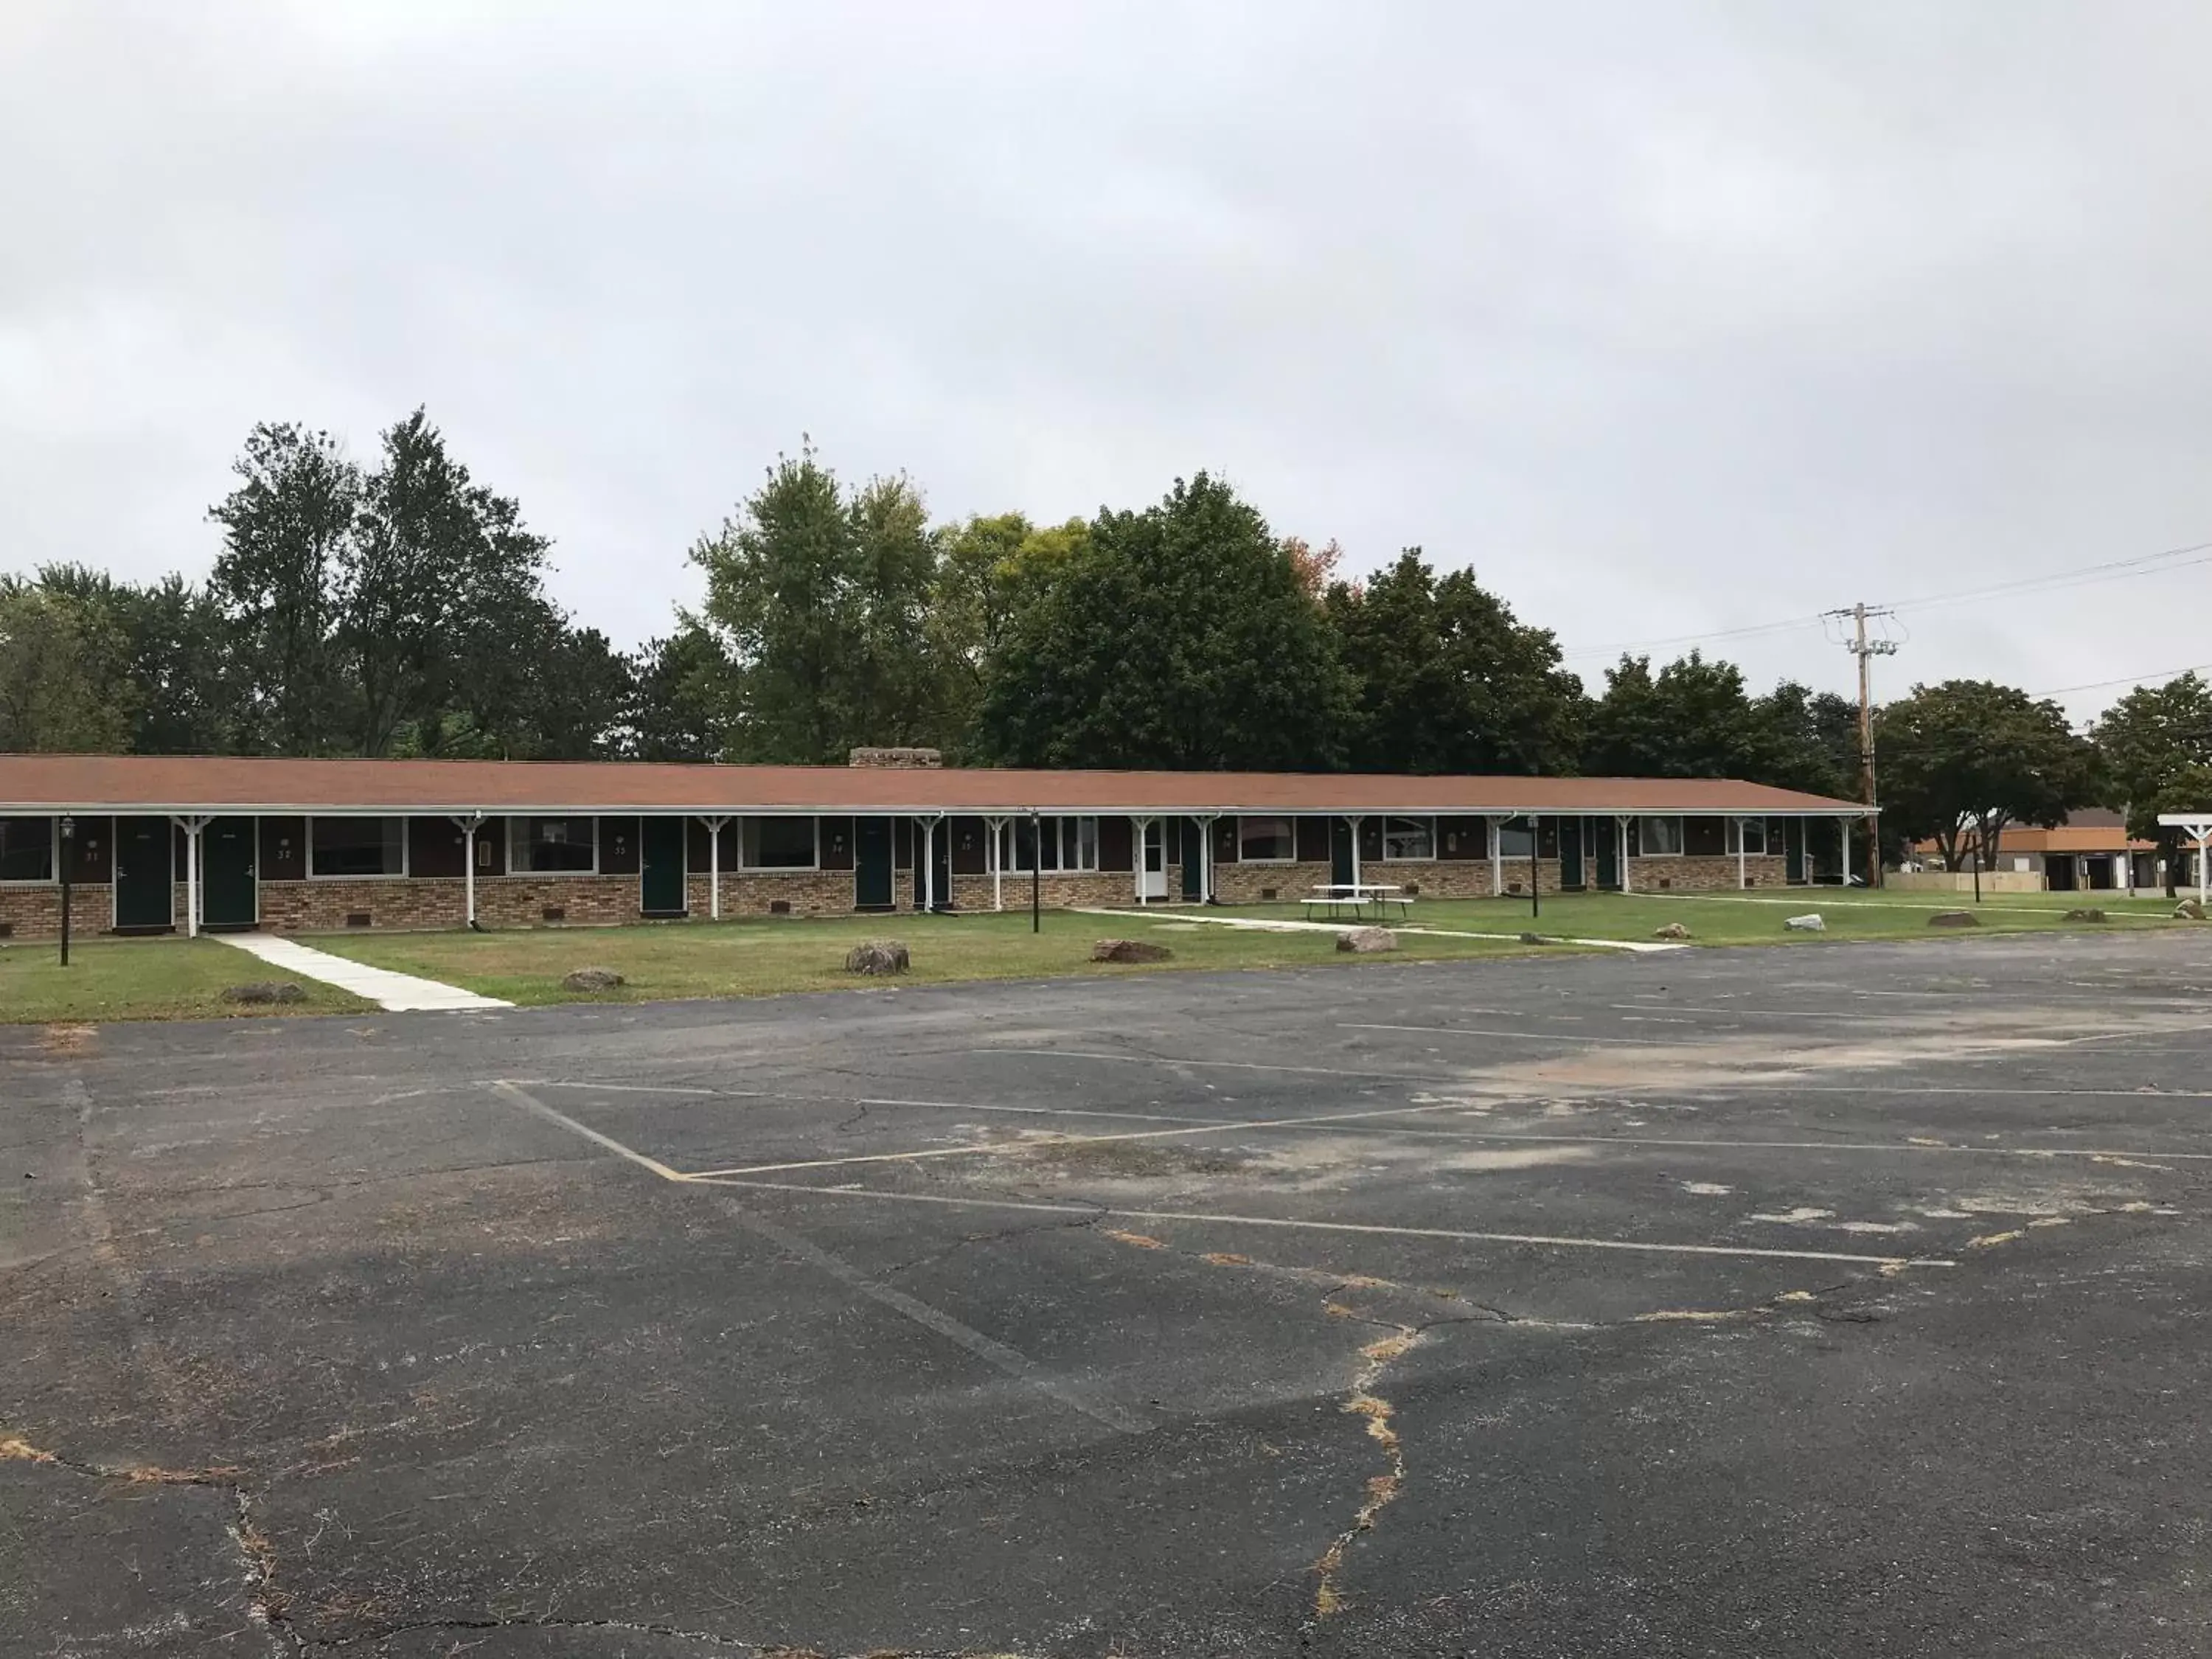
0 817 55 883
310 817 406 878
1000 816 1100 872
1381 815 1435 862
1637 815 1684 856
509 816 597 873
1726 818 1767 855
742 816 818 869
1497 820 1535 859
1238 815 1295 863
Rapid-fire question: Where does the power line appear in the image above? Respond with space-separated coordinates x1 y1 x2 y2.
1556 533 2212 664
2034 661 2212 699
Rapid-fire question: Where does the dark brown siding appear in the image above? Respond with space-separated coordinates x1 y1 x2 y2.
1684 817 1726 857
599 817 641 875
1214 818 1239 863
477 818 509 875
259 816 306 882
893 818 912 870
1537 817 1559 858
408 816 468 878
1438 815 1486 860
66 815 115 883
950 815 989 874
1098 815 1133 872
1358 818 1383 861
1295 816 1329 862
820 816 855 871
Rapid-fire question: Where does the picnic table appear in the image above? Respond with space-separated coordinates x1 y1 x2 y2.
1303 883 1412 922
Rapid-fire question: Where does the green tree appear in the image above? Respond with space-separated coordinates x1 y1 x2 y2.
1750 681 1860 800
0 583 139 751
30 565 234 754
1876 679 2101 870
978 473 1353 768
207 422 360 754
342 408 558 756
930 512 1090 755
627 623 736 761
1324 549 1584 774
2092 672 2212 896
1582 652 1772 779
691 445 960 762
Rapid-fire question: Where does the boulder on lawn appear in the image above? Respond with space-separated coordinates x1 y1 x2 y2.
1653 922 1691 941
1336 927 1399 954
1091 938 1173 964
844 939 911 975
2176 899 2206 921
220 981 305 1005
1784 914 1826 933
1927 910 1980 928
560 967 625 991
2062 908 2109 923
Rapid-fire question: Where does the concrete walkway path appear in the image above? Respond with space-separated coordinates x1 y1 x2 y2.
1076 907 1683 954
218 933 513 1012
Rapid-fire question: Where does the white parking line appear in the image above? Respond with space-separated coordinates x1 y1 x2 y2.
683 1178 1950 1269
985 1047 1466 1079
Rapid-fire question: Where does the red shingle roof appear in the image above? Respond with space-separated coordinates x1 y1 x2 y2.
0 754 1867 816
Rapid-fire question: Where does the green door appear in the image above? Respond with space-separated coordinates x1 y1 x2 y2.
1329 818 1355 886
1559 817 1585 890
1785 818 1809 885
201 817 258 929
114 815 175 932
855 817 894 910
1591 816 1620 891
641 818 687 915
1181 818 1206 900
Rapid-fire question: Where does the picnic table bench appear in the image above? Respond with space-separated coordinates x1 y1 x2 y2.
1303 883 1412 923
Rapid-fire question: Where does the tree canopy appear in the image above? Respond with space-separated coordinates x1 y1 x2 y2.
978 474 1354 770
2092 672 2212 894
1877 679 2101 869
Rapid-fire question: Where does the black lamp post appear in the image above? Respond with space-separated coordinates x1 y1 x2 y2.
1972 846 1982 905
1528 815 1540 921
58 815 74 967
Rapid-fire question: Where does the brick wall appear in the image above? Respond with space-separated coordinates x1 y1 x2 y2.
1625 855 1787 892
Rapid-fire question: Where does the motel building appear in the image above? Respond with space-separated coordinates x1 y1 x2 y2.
0 751 1871 942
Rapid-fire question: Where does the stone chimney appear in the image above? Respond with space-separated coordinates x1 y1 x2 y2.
847 746 944 769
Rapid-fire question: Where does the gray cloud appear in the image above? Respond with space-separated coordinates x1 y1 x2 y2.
5 0 2210 722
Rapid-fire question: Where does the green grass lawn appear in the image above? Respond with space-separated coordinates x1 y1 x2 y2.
0 937 374 1024
305 907 1557 1006
1206 887 2195 947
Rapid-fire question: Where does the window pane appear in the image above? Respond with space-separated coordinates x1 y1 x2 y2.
1382 815 1433 861
1730 818 1767 855
312 817 405 877
1497 822 1534 858
0 817 54 882
512 816 597 873
1638 815 1683 855
1071 816 1099 872
745 816 816 869
1239 815 1294 861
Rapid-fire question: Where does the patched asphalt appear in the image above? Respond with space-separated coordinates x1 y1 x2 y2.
7 929 2212 1656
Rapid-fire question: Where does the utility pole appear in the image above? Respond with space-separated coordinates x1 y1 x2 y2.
1826 602 1897 890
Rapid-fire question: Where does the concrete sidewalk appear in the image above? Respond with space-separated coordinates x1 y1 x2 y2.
218 932 512 1012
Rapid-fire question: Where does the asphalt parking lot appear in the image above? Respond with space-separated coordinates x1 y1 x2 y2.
7 931 2212 1658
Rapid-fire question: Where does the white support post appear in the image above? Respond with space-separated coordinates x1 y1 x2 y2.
920 818 932 912
1489 815 1504 899
1617 816 1632 894
1839 816 1851 887
1131 815 1145 904
1347 815 1363 891
701 815 730 919
1736 818 1749 890
987 815 1006 911
450 813 484 928
173 815 209 937
1198 814 1215 902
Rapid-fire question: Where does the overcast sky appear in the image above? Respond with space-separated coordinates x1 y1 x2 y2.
6 1 2211 723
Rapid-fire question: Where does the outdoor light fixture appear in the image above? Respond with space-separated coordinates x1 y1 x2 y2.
58 814 74 967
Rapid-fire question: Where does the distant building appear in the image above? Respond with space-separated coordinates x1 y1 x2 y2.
1916 809 2184 891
